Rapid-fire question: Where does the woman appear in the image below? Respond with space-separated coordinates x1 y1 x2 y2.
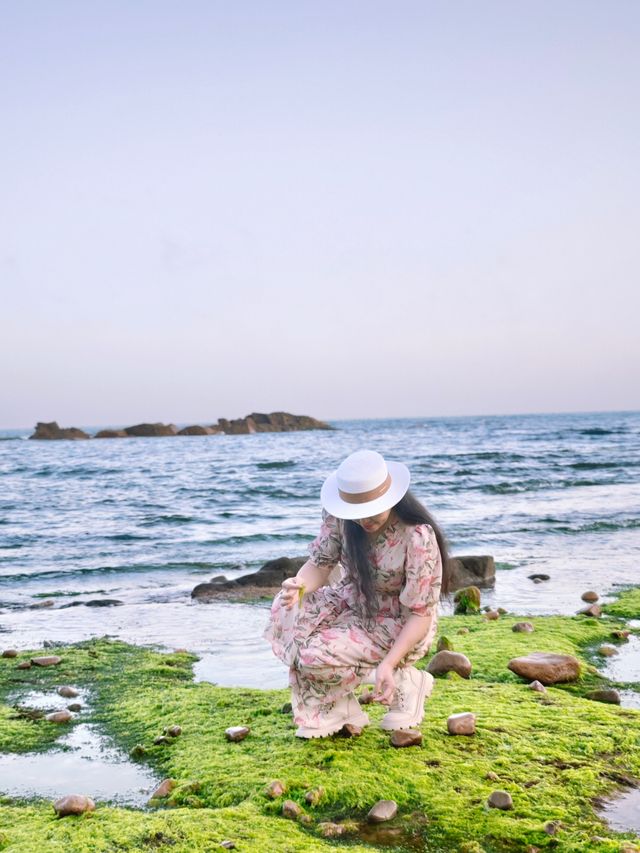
264 449 449 738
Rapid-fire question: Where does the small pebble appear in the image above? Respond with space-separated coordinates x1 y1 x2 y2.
130 744 147 758
53 794 95 817
529 680 547 694
1 649 18 658
225 726 250 742
265 780 287 799
298 814 313 826
611 629 630 640
220 842 236 850
339 723 363 738
578 604 602 618
543 820 561 836
67 703 82 712
597 645 618 657
358 690 375 705
456 627 470 635
586 689 620 705
151 779 176 799
304 786 324 806
57 686 79 698
485 610 500 621
153 736 171 745
166 725 182 737
318 822 345 837
17 661 32 670
280 702 292 714
485 771 499 781
367 799 398 823
282 800 302 819
581 591 599 602
488 790 513 810
497 607 508 615
447 712 476 736
512 622 534 633
45 710 73 723
391 729 423 748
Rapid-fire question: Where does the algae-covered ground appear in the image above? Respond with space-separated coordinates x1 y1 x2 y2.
1 590 640 853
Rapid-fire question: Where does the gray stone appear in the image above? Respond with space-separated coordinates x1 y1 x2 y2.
367 799 398 823
447 555 495 591
529 680 547 693
488 790 513 810
57 686 79 698
30 422 90 440
513 622 534 633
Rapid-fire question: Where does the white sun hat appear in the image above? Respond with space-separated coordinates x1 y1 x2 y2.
320 449 411 520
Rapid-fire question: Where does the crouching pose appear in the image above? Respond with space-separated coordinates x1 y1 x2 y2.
264 449 449 738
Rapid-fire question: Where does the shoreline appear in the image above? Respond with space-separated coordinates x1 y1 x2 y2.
1 589 639 851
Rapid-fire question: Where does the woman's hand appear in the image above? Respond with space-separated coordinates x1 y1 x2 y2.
373 659 396 705
280 577 305 609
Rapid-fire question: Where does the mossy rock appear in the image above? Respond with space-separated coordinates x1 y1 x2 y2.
453 585 482 614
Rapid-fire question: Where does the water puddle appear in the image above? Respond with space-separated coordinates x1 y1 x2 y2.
8 688 89 712
597 787 640 835
619 690 640 710
600 634 640 683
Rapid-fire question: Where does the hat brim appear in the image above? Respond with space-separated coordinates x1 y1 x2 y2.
320 461 411 520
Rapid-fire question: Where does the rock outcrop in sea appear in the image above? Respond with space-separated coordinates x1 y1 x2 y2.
29 412 333 440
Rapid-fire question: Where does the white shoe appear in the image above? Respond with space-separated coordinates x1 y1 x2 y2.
295 694 370 739
379 667 434 731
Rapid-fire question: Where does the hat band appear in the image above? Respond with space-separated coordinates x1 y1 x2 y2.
338 473 392 505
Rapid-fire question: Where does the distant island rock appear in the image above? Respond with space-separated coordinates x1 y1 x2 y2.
29 412 333 440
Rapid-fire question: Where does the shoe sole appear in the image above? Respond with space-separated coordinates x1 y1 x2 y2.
295 709 370 739
379 671 433 731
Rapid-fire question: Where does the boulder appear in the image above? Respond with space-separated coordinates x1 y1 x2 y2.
29 421 90 440
178 425 222 436
367 800 398 823
390 729 423 747
124 423 178 437
512 622 534 633
191 556 307 599
508 652 581 685
53 794 95 816
216 412 333 435
94 429 128 438
488 791 513 810
453 586 481 614
447 712 476 735
586 688 620 704
427 651 472 679
447 556 495 591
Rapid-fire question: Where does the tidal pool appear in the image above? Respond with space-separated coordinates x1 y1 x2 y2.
597 787 640 835
601 634 640 683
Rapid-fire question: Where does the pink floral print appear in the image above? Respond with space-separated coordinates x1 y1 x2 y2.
264 510 442 728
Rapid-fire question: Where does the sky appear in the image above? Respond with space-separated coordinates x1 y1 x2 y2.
1 0 639 429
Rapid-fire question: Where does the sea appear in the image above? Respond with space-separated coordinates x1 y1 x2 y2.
1 411 639 689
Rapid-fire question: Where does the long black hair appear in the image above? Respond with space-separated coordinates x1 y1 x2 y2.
342 490 450 620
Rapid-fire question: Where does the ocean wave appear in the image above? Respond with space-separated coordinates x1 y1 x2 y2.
140 514 199 526
0 559 254 584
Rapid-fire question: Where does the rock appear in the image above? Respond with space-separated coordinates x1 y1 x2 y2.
2 649 18 658
447 556 495 591
358 690 375 705
282 800 302 819
29 421 90 440
611 629 630 640
543 820 561 836
427 650 472 679
130 744 147 758
281 702 293 714
528 573 550 582
124 422 178 437
597 645 618 657
512 622 534 633
31 656 62 667
318 822 345 837
94 429 128 438
57 686 79 698
166 725 182 737
453 586 481 614
391 729 423 747
339 723 363 737
220 842 236 850
84 599 124 607
488 790 513 810
497 607 508 615
447 712 476 735
153 736 171 745
17 661 32 669
485 771 499 782
177 425 222 436
265 780 287 799
45 710 73 723
507 652 581 685
192 556 307 599
581 591 599 602
485 610 500 621
225 726 250 742
67 703 82 712
53 794 95 816
29 600 55 609
151 779 176 799
457 627 470 635
217 412 332 435
436 636 453 652
304 786 324 805
529 680 547 693
367 800 398 823
586 689 621 705
578 604 602 618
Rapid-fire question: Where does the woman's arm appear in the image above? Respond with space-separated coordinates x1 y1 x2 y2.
279 559 333 608
374 611 434 703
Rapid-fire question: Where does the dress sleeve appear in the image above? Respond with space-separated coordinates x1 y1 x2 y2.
308 509 342 569
399 523 442 616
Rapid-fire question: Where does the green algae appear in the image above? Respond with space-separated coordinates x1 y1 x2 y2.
603 588 640 620
1 598 640 851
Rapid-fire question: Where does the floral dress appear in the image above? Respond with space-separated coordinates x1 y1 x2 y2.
264 510 443 728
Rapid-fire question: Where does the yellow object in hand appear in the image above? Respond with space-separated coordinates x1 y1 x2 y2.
298 584 305 606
